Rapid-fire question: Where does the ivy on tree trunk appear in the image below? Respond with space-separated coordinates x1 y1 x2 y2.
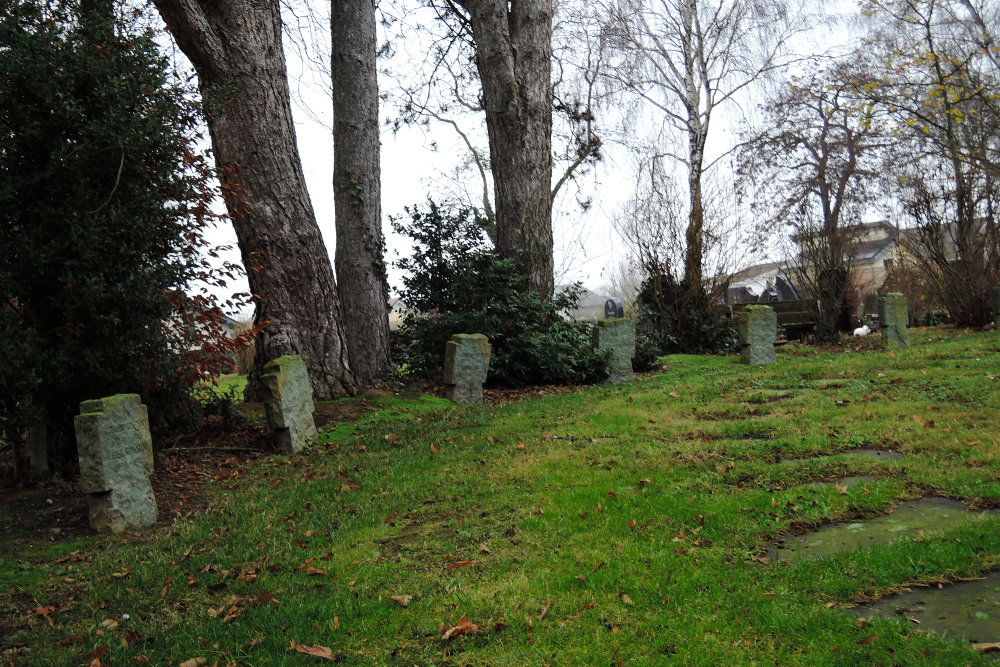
332 0 393 381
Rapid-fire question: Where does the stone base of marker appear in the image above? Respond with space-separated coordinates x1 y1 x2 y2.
879 293 909 348
88 473 158 534
74 394 157 534
260 355 317 452
594 318 635 384
444 334 491 403
739 305 777 366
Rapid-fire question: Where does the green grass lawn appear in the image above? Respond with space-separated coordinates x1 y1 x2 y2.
206 373 248 401
5 329 1000 665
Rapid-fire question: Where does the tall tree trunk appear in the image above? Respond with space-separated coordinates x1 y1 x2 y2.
684 169 704 288
29 415 48 477
459 0 555 298
332 0 393 382
152 0 355 399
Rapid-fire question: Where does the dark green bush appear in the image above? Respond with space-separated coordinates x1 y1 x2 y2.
637 272 737 356
192 386 246 429
393 201 609 386
0 1 241 471
631 331 662 372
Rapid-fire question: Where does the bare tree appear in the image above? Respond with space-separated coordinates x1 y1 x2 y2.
332 0 393 381
599 0 812 289
859 0 1000 325
739 64 888 339
392 0 554 296
612 155 688 279
600 257 644 316
152 0 356 398
383 0 603 295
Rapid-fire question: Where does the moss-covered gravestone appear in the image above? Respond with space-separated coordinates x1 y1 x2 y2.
738 305 777 366
260 355 317 452
74 394 157 533
594 318 635 384
443 334 491 404
879 293 909 349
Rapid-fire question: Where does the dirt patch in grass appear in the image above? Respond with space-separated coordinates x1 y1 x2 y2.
0 418 272 557
381 512 459 556
313 397 387 425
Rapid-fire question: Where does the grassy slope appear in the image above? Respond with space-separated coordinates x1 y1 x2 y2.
5 329 1000 665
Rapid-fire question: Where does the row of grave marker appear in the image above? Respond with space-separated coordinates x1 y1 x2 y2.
69 291 985 533
70 319 638 534
73 355 316 534
740 293 912 366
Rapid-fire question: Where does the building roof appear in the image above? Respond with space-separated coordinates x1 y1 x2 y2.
852 238 895 262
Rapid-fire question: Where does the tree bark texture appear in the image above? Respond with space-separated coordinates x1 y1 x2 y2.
684 165 705 289
332 0 393 381
152 0 356 399
459 0 555 297
29 416 48 477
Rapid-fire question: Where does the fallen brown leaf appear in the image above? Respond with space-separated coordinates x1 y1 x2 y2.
289 640 334 659
441 616 479 640
389 595 412 607
178 659 207 667
34 605 55 619
619 592 633 605
447 560 478 569
856 635 880 645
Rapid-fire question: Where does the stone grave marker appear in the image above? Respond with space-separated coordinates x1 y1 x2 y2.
738 305 777 366
260 354 317 452
594 318 636 384
879 292 909 348
74 394 157 533
604 298 625 320
443 334 491 403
